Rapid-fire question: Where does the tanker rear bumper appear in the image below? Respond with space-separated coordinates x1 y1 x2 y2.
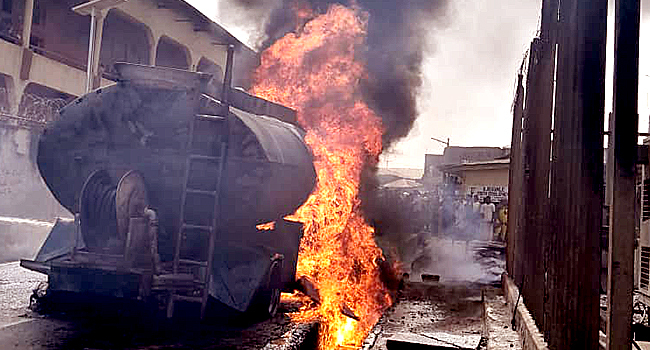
20 258 150 300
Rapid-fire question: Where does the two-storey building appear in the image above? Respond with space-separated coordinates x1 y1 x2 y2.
0 0 256 121
0 0 257 262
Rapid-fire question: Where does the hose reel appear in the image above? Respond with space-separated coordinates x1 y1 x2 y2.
79 170 148 254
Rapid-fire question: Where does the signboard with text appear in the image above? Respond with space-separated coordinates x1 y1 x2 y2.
467 185 508 203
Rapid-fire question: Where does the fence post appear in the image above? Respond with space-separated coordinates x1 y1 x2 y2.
547 0 607 347
606 0 640 348
507 73 524 281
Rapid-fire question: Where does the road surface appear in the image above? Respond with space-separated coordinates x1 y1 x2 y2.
0 261 305 350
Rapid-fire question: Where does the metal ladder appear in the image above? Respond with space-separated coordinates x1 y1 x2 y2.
166 44 235 320
166 113 227 320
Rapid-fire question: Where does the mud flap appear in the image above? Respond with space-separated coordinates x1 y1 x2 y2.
35 218 85 262
209 243 274 312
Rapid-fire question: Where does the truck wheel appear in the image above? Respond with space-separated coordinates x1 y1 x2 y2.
249 258 282 319
267 280 281 317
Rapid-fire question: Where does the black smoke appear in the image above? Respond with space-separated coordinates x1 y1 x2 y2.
219 0 449 243
221 0 449 147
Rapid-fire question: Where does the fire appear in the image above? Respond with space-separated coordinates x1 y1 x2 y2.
256 221 276 231
251 4 392 350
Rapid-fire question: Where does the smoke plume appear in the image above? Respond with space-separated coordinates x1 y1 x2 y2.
220 0 449 147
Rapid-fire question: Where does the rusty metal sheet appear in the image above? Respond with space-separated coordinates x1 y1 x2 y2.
209 243 273 312
34 219 83 262
386 332 481 350
231 107 312 166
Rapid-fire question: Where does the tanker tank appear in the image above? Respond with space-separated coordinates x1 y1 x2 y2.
20 62 316 319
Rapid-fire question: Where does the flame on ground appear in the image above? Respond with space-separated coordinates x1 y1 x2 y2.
250 4 392 350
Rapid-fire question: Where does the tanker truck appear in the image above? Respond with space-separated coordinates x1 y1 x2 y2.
19 51 317 320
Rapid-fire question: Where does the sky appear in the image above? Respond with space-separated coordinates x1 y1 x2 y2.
187 0 650 169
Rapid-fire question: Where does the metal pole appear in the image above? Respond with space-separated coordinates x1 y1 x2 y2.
430 137 449 147
221 45 235 111
606 0 640 347
91 13 105 90
85 7 96 93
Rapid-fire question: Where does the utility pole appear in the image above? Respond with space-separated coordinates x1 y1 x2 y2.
430 137 450 148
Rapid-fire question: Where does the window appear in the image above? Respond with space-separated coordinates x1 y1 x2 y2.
1 0 11 13
32 0 44 25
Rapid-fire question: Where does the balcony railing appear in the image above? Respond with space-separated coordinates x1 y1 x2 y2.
0 87 9 114
0 11 21 45
17 92 68 123
0 87 68 125
30 44 88 73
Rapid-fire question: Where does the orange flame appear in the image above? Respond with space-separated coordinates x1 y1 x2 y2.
256 221 276 231
251 4 392 349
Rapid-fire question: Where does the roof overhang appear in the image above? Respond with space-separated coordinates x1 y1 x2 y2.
439 159 510 175
72 0 128 16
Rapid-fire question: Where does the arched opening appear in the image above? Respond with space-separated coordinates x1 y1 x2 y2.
0 0 20 44
99 9 152 78
196 57 223 97
0 73 12 114
26 0 90 69
155 36 191 70
18 83 75 122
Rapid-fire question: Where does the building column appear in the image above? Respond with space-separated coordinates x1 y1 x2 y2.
9 80 29 116
18 0 35 81
21 0 34 48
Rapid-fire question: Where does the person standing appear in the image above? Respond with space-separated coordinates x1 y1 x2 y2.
479 196 496 241
471 195 481 235
472 195 481 213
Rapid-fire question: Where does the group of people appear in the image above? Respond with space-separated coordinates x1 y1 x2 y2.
439 194 505 241
371 188 507 242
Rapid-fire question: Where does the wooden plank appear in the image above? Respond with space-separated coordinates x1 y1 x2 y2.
539 0 559 339
19 48 33 81
506 73 524 280
606 0 640 348
514 49 538 291
547 0 608 347
521 35 555 329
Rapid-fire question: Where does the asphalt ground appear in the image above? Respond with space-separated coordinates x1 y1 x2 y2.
0 261 309 350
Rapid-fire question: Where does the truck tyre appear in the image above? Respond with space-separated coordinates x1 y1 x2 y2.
249 258 282 319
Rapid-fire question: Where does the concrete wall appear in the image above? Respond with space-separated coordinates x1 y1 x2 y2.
462 168 509 188
423 154 443 189
442 146 509 165
459 167 509 202
0 116 71 262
